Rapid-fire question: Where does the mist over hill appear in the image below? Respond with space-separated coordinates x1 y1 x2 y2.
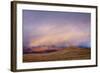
23 44 90 54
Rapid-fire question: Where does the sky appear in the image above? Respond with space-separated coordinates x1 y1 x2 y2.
23 10 91 48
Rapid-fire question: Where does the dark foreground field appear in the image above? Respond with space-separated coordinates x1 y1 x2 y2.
23 47 91 62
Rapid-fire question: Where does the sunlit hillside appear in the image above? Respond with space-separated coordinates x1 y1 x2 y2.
23 46 90 62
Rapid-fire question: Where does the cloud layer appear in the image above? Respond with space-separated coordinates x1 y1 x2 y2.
23 10 91 48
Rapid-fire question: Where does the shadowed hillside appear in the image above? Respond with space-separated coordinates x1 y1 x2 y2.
23 47 91 62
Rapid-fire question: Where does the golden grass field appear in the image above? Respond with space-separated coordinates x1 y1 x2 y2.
23 47 91 62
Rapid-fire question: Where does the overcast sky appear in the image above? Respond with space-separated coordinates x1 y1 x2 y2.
23 10 91 48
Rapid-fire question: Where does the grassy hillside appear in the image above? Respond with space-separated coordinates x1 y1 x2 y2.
23 47 91 62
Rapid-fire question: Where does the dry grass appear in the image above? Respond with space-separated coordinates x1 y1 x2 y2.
23 47 91 62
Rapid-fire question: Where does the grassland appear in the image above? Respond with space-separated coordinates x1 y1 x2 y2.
23 47 91 62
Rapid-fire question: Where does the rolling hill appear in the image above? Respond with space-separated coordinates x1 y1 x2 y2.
23 47 91 62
